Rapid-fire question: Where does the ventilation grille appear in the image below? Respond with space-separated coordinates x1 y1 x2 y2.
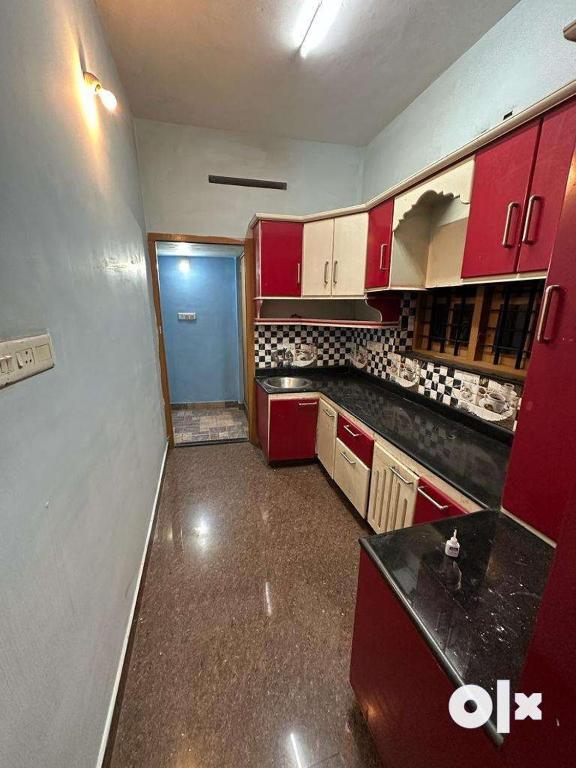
208 175 287 190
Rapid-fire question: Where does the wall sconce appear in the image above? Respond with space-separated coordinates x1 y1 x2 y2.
83 71 117 111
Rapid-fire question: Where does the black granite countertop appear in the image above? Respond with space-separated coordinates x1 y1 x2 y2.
256 368 510 508
361 510 554 743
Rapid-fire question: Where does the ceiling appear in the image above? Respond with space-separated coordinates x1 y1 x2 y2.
156 242 244 258
96 0 520 146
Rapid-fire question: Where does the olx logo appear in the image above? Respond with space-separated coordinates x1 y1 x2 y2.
449 681 542 734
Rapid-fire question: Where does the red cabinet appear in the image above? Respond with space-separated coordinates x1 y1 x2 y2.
336 415 374 467
413 479 468 525
267 396 318 462
461 122 540 278
502 139 576 541
365 199 394 290
256 220 303 297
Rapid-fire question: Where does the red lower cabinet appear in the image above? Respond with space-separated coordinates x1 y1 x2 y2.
350 549 502 768
413 478 468 524
267 396 318 461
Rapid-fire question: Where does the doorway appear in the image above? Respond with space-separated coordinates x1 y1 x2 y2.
150 236 247 446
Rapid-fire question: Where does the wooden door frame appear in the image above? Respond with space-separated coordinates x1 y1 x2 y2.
147 232 247 447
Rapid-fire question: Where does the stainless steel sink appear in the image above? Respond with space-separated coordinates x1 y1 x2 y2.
263 376 312 389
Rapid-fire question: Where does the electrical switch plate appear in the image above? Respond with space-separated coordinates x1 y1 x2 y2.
0 333 54 389
177 312 197 321
367 340 382 353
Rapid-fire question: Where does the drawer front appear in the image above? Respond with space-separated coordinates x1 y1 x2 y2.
413 478 468 525
337 415 374 467
334 438 371 517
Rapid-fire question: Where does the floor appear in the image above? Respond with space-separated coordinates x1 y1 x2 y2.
172 405 248 445
109 443 381 768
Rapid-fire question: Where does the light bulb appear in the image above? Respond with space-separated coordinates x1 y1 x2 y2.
179 259 191 274
98 88 117 111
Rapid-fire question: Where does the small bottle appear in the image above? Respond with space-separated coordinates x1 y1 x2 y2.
445 529 460 558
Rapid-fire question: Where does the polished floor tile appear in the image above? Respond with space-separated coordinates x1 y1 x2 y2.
172 406 248 445
109 443 381 768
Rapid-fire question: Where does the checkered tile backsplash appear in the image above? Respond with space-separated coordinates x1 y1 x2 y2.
254 325 351 368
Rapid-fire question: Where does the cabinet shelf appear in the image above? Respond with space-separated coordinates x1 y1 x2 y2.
255 295 401 328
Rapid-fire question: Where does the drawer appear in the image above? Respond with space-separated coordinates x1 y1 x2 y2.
337 414 374 467
334 438 371 517
413 478 469 525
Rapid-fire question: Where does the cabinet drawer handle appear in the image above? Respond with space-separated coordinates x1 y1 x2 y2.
417 486 449 510
379 243 388 270
343 424 360 438
340 450 356 465
521 194 542 244
333 260 338 285
322 408 335 417
536 284 561 343
323 260 329 285
391 466 413 485
502 201 520 247
297 262 301 285
298 401 317 407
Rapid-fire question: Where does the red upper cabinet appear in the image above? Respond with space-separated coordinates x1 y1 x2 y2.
461 121 540 278
365 199 394 290
502 139 576 540
268 397 318 461
256 220 303 297
517 100 576 273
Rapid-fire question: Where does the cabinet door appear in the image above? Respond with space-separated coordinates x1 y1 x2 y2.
258 221 303 296
332 213 368 296
367 443 396 533
413 479 468 525
461 122 540 278
333 438 371 517
502 141 576 540
517 101 576 273
268 398 318 461
302 219 334 296
389 464 418 530
256 385 269 460
316 399 337 477
365 200 393 290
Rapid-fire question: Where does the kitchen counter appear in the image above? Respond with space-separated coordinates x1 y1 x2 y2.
360 510 554 742
256 368 510 508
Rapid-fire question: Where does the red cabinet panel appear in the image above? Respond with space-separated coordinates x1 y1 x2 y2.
502 141 576 540
337 415 374 467
268 397 318 461
461 122 540 278
413 478 468 525
257 220 303 297
517 100 576 273
365 199 394 290
350 549 501 768
256 385 269 461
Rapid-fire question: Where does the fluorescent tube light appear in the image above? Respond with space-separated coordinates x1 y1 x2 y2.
299 0 342 58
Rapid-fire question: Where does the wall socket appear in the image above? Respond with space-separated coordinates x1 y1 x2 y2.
0 333 55 389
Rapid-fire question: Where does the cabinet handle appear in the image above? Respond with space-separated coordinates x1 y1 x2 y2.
521 194 542 244
340 450 356 465
297 262 301 285
391 466 413 485
502 201 520 247
322 408 335 417
417 486 449 510
343 424 360 438
536 284 561 343
379 243 388 270
333 260 338 285
298 401 317 407
323 260 329 285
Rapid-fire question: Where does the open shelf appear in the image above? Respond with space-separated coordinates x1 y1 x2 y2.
255 296 401 328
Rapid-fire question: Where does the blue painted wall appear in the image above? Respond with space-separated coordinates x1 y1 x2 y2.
158 255 241 403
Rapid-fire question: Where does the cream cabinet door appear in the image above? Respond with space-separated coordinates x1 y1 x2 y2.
332 213 368 297
333 438 371 517
367 443 396 533
302 219 334 296
389 462 418 530
316 399 337 477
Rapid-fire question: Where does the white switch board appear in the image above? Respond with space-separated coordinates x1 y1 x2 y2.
177 312 197 321
0 333 55 389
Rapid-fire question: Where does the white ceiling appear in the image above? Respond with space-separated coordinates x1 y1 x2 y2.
156 242 244 258
96 0 520 146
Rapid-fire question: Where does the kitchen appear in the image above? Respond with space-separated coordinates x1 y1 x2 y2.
2 2 576 768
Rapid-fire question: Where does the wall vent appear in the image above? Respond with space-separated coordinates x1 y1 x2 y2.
208 175 287 190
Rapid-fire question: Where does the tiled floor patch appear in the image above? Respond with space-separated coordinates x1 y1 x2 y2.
172 405 248 445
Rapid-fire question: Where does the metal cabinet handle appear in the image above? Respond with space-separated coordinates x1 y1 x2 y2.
379 243 388 270
333 260 338 285
298 401 317 407
417 486 449 510
340 450 356 465
502 201 520 247
322 408 334 418
323 260 329 285
391 466 413 486
536 284 561 343
297 262 301 285
343 424 360 438
521 194 542 244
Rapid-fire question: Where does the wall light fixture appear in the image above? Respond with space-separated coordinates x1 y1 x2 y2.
83 71 118 111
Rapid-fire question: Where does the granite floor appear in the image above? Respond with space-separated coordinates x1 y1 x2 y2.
108 443 381 768
172 405 248 445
